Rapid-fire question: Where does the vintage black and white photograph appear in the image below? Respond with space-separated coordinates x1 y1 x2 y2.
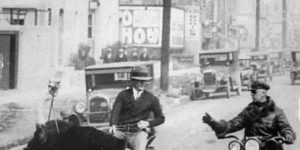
0 0 299 150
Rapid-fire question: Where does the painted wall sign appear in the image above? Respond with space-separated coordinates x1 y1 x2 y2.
120 6 184 48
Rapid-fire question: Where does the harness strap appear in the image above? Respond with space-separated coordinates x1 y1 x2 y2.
54 119 60 134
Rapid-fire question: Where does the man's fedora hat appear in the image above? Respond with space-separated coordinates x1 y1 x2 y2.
130 66 152 81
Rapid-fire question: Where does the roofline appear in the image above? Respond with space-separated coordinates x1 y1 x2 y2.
85 61 154 70
199 49 238 54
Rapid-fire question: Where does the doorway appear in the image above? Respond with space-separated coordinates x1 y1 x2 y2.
0 32 18 90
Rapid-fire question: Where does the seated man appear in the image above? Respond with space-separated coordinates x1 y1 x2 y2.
202 81 296 150
110 66 165 150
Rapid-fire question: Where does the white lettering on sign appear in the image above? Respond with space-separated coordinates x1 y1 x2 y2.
147 28 159 43
122 10 133 26
134 28 146 44
122 27 133 44
120 9 160 46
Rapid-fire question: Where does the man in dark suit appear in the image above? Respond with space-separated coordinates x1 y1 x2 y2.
110 66 165 150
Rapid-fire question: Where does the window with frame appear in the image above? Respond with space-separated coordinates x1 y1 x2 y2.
1 8 40 26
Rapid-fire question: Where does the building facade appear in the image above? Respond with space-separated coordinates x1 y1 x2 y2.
0 0 119 91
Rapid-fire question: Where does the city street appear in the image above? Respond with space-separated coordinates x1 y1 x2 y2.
153 73 300 150
3 70 300 150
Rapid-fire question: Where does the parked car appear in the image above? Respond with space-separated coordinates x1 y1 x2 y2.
290 50 300 85
268 51 286 76
64 61 155 130
248 51 272 82
238 53 254 90
190 49 241 100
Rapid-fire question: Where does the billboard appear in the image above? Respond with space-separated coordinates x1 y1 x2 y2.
119 6 184 48
185 6 200 38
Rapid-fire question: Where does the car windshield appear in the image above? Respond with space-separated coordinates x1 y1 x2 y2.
199 53 230 66
86 72 131 90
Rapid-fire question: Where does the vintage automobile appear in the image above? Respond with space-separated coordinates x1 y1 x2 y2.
268 51 286 76
238 53 253 90
190 49 242 100
290 50 300 85
65 61 155 130
248 51 272 82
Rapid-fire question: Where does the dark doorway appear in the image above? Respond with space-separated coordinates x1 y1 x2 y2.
0 32 18 90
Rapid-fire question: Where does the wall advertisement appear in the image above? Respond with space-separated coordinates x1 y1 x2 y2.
184 6 200 38
119 6 184 48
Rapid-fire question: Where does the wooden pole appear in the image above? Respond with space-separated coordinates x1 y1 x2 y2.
255 0 261 51
282 0 287 50
160 0 171 91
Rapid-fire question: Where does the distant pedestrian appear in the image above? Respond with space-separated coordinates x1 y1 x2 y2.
102 48 114 63
115 48 128 62
73 43 96 70
131 47 139 61
140 48 150 61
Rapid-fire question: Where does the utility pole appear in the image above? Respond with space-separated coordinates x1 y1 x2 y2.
160 0 171 91
282 0 287 50
255 0 260 51
223 0 229 49
224 0 228 39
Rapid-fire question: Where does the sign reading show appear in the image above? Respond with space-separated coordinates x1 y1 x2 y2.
120 6 184 48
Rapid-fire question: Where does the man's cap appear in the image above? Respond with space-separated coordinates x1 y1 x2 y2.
248 81 270 91
130 66 152 81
